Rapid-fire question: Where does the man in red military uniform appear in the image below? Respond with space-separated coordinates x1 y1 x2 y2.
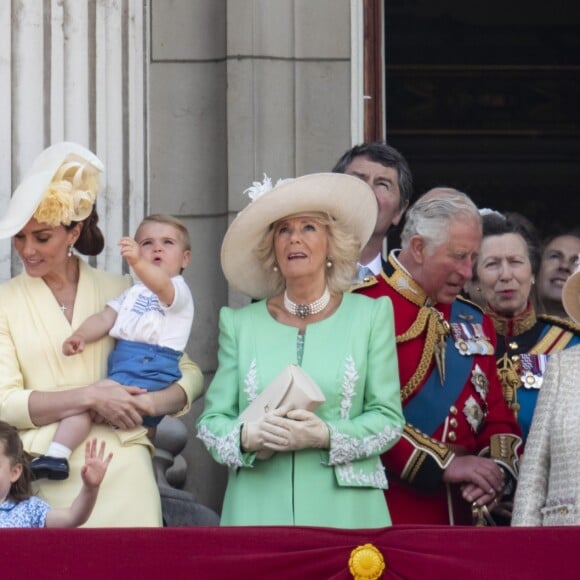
354 187 523 525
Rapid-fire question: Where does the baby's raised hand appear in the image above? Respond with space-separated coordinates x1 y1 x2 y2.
80 439 113 489
118 236 140 267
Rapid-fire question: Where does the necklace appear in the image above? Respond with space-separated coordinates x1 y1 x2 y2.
47 258 79 316
283 286 331 319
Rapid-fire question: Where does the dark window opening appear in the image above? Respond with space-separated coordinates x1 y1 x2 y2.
384 0 580 241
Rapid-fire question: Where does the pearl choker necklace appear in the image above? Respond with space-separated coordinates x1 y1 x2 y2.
283 287 331 319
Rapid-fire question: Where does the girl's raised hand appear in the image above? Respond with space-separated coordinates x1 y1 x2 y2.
80 439 113 489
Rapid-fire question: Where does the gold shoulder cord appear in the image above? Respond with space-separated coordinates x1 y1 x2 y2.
398 307 446 402
385 261 450 402
396 307 431 343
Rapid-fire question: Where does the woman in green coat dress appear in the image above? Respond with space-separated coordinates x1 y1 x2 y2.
197 173 404 528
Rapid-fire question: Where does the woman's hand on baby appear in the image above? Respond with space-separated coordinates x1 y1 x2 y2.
89 380 148 429
131 392 157 419
81 438 113 489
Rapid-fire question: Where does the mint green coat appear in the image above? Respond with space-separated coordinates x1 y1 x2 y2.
197 293 404 528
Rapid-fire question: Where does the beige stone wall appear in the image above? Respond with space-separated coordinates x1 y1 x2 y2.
149 0 354 515
0 0 357 517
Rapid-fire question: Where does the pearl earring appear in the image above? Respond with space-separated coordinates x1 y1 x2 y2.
67 245 73 258
326 259 333 269
273 264 279 272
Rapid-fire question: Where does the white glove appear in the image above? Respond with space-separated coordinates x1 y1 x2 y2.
241 410 290 453
266 409 330 452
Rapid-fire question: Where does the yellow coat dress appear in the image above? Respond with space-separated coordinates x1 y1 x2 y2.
0 259 202 527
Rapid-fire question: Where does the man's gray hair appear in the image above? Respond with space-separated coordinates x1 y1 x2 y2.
400 187 480 252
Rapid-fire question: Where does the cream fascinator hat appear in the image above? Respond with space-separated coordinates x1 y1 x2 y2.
562 257 580 324
0 142 104 239
221 172 377 299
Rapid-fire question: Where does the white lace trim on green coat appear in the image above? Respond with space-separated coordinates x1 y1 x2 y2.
197 424 244 468
328 423 403 465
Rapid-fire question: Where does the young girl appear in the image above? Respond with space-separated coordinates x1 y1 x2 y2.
30 214 194 481
0 421 112 528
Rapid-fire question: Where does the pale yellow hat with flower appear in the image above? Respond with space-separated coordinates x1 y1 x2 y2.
0 142 104 239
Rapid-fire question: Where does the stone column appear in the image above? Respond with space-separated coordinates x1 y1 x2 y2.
0 0 147 280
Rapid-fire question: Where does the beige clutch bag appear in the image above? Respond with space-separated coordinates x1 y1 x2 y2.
240 364 326 422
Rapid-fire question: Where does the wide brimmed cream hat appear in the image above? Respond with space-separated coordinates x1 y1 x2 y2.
221 172 377 299
562 259 580 324
0 142 104 239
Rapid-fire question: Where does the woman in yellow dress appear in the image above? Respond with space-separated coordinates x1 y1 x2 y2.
0 142 202 526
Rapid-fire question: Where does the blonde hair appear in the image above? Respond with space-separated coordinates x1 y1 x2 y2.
136 214 191 251
255 212 360 296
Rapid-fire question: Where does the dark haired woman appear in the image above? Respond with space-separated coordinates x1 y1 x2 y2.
0 143 202 526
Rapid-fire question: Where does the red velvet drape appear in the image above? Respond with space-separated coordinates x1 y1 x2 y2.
1 525 576 579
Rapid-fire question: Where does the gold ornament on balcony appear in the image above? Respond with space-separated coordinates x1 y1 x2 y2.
349 543 385 579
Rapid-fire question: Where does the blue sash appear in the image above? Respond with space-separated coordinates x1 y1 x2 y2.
404 302 483 435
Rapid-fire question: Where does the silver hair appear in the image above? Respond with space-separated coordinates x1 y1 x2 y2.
400 187 480 253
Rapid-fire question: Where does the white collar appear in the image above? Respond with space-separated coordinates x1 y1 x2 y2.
358 253 383 275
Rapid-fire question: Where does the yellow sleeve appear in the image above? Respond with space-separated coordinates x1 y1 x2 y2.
173 352 204 416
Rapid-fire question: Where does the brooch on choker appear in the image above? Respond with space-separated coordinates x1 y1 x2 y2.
283 287 331 319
